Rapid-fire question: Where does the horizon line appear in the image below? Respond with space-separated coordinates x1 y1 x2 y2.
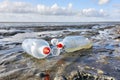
0 21 120 23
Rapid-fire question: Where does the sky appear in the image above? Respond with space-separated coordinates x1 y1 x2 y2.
0 0 120 22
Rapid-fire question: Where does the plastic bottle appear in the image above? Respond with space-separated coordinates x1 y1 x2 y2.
51 38 58 46
51 47 61 56
22 39 51 59
56 36 92 52
50 38 62 56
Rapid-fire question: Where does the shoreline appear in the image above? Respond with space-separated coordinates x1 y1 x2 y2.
0 23 120 80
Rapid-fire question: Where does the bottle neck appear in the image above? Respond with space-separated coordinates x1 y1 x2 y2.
57 42 64 49
39 46 51 56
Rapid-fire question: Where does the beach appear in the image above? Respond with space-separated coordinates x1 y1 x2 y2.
0 22 120 80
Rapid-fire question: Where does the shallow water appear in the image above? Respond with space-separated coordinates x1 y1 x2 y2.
0 23 120 80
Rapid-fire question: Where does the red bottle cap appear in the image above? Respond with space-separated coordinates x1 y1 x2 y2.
43 47 50 55
57 42 64 49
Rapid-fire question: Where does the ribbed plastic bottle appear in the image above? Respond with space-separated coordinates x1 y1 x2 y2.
22 39 51 59
56 36 92 52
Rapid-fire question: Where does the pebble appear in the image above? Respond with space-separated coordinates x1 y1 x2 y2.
54 75 67 80
84 66 91 70
97 69 104 75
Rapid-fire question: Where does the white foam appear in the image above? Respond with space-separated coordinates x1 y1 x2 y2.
0 31 63 43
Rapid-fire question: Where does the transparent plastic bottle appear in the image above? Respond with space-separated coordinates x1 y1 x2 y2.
56 36 92 52
51 38 58 46
50 38 61 57
22 39 51 59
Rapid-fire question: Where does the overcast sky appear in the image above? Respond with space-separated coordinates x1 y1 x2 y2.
0 0 120 22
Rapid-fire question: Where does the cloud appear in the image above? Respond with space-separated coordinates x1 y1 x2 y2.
0 0 35 13
98 0 109 5
112 4 120 18
0 1 75 15
115 9 120 13
37 3 75 15
113 4 120 8
79 8 108 17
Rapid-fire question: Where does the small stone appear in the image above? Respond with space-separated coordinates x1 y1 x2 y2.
84 66 91 70
70 71 77 77
91 67 95 70
54 75 67 80
35 72 46 78
97 69 104 75
106 77 115 80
